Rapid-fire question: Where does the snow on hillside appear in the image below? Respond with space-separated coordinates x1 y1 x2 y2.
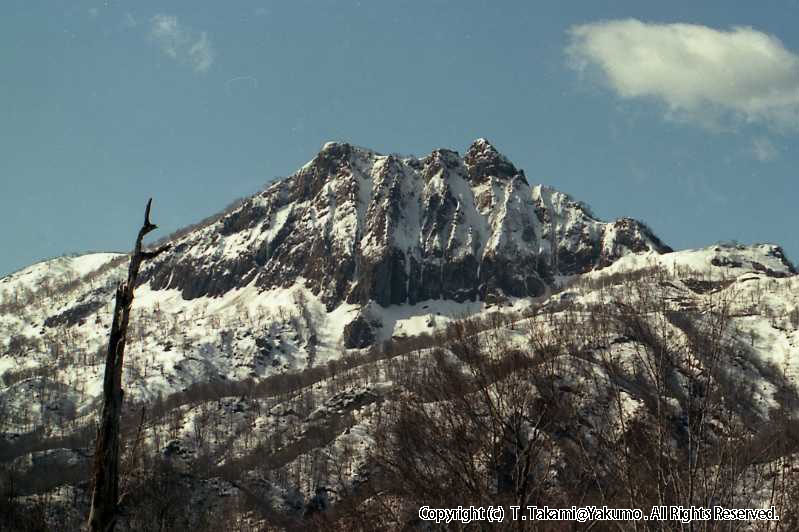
584 242 796 281
2 242 794 430
0 253 123 302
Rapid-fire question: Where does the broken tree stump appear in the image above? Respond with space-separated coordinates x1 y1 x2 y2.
88 199 170 532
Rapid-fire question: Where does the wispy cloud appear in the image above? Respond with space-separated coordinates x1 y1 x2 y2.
566 19 799 130
123 13 137 28
150 14 215 73
751 137 778 162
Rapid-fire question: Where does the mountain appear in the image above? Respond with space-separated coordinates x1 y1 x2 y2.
144 140 670 305
1 140 798 530
139 139 669 345
1 139 679 398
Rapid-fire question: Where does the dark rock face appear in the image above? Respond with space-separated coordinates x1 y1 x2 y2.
44 299 104 328
349 248 408 307
342 315 376 349
139 139 672 309
464 138 520 185
766 246 797 275
750 261 793 278
711 256 744 269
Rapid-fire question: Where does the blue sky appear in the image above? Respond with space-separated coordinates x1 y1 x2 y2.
2 1 798 276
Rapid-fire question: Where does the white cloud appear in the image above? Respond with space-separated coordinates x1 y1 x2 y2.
188 32 214 73
150 14 215 73
751 137 778 162
567 19 799 129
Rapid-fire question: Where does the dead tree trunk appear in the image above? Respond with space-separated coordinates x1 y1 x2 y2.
88 199 170 532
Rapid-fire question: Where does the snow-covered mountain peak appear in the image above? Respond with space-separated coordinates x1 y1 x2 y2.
464 137 521 184
318 140 380 157
136 141 673 314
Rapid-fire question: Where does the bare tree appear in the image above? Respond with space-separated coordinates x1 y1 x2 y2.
88 199 170 532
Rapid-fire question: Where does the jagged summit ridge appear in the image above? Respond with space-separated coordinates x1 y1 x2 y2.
140 140 672 309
